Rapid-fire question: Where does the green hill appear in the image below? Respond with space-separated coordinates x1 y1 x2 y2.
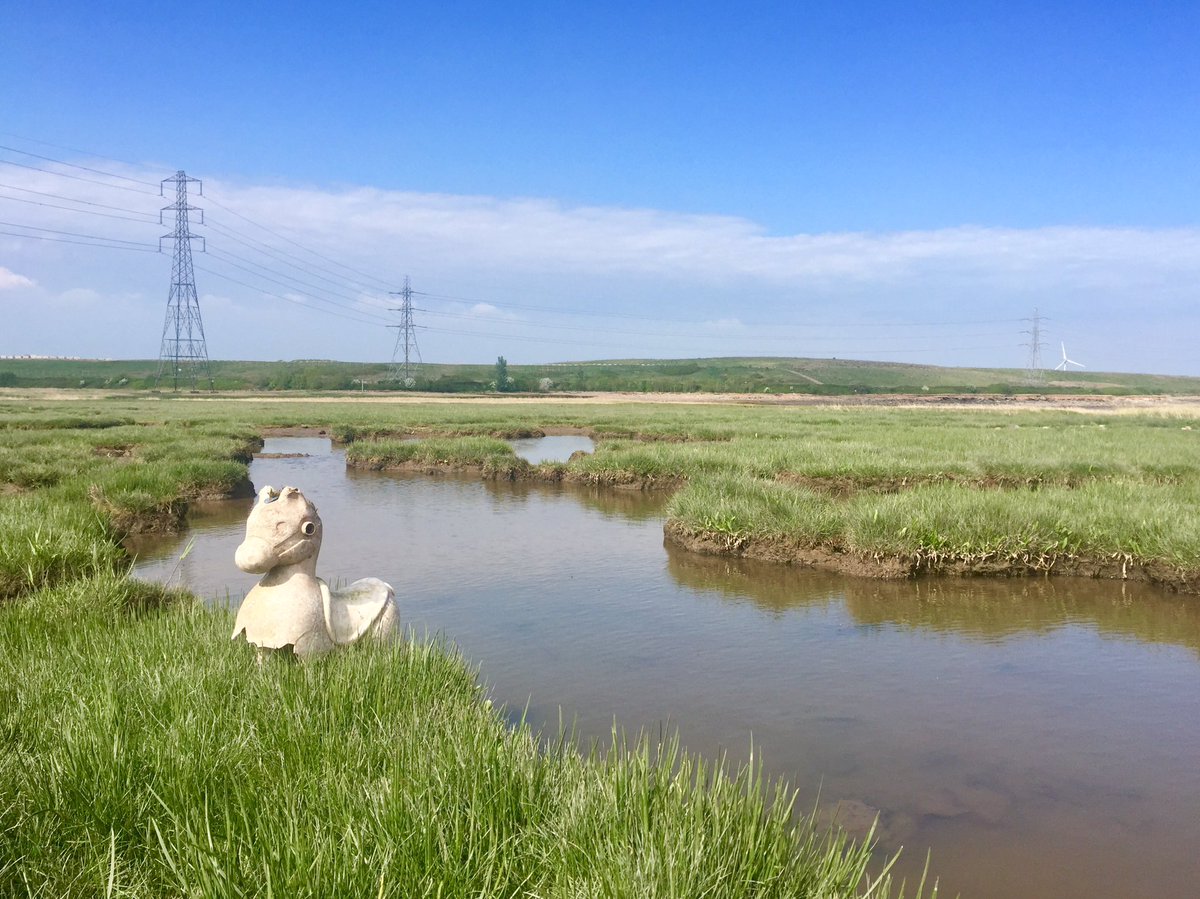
1 356 1197 395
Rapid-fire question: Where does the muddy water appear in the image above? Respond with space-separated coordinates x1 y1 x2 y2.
131 438 1200 899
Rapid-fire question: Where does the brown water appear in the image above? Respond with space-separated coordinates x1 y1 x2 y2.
131 438 1200 899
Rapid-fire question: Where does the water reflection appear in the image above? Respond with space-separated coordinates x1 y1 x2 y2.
128 438 1200 899
509 434 594 463
667 546 1200 656
478 476 668 521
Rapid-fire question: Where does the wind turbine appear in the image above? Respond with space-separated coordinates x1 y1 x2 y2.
1055 342 1085 371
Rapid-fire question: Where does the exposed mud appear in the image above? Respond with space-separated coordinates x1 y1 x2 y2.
775 470 1082 497
663 520 1200 594
346 457 682 491
92 477 256 536
260 426 329 437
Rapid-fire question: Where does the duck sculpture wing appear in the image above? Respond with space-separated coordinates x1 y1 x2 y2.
320 577 399 645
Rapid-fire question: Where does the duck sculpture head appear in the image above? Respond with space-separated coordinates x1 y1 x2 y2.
235 485 322 578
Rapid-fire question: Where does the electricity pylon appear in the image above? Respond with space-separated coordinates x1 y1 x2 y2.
155 170 214 392
1021 307 1046 387
388 276 421 387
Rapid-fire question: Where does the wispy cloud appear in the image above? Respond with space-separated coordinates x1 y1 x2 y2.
2 165 1197 372
206 179 1200 294
0 266 35 290
702 318 744 333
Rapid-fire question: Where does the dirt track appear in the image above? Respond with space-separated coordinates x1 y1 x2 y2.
6 387 1200 415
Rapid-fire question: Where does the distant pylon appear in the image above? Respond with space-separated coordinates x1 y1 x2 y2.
1021 307 1046 386
154 171 213 392
388 276 421 387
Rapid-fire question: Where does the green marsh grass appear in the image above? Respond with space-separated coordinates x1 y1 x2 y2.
6 392 1200 894
346 435 532 477
669 476 1200 573
0 494 123 599
0 582 923 898
0 396 943 896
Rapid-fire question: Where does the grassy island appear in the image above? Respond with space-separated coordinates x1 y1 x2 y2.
333 398 1200 592
1 396 943 896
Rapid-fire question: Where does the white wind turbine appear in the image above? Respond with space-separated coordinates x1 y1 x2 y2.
1055 342 1085 371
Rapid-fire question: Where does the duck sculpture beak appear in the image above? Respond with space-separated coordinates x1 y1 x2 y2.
235 535 275 574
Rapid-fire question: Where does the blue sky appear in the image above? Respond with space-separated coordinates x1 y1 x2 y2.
2 1 1198 374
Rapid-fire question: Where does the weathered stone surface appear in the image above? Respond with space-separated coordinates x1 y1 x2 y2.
232 485 397 658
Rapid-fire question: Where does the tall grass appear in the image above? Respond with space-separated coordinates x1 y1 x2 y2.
0 494 123 599
0 398 942 896
346 435 532 477
0 578 924 898
669 476 1200 572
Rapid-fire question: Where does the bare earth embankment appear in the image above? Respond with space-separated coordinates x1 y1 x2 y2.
7 386 1200 413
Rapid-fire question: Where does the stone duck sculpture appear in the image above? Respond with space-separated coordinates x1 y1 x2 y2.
232 485 398 657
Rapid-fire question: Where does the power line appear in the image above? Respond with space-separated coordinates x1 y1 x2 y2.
203 247 393 322
0 181 158 218
203 192 397 291
0 157 159 196
204 216 385 296
0 190 158 224
0 144 161 188
418 321 1013 357
193 264 392 327
0 131 167 175
0 228 159 252
0 220 158 247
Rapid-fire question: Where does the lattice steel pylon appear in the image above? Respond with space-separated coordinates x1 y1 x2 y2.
155 170 214 392
1021 307 1047 387
388 276 421 387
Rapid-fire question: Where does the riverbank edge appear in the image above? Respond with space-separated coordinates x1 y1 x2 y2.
663 519 1200 594
344 455 1200 594
345 456 685 490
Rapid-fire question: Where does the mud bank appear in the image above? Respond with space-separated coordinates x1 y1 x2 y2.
345 456 682 490
663 520 1200 594
95 477 256 535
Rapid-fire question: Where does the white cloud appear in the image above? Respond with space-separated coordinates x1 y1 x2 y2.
203 179 1200 295
702 318 744 333
58 287 102 304
0 266 35 290
2 164 1198 372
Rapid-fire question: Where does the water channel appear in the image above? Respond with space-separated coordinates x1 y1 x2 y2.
131 437 1200 899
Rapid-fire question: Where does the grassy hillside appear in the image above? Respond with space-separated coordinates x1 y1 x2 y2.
2 355 1198 395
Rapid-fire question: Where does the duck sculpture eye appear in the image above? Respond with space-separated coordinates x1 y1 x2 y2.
301 520 316 536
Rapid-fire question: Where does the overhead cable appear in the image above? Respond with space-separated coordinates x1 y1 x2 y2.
0 220 158 248
0 229 158 252
0 158 159 196
193 264 392 327
203 192 397 291
0 143 161 188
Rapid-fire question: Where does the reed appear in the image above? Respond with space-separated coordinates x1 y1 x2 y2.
0 576 925 898
0 397 941 896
